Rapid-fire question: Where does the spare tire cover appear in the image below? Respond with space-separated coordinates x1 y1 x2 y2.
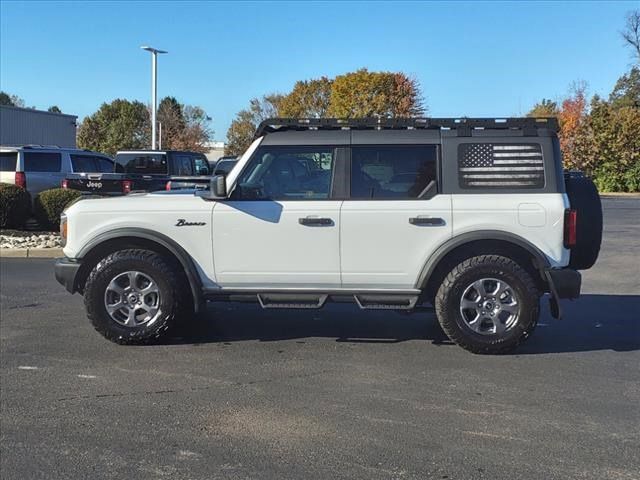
565 172 602 270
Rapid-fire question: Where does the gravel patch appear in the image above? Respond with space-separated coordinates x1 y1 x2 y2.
0 230 61 249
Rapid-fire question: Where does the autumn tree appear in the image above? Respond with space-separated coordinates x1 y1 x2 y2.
278 77 333 117
0 91 25 107
327 69 425 117
77 99 150 156
225 94 283 156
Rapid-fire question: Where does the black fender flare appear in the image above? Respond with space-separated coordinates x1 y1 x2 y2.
77 228 204 313
415 230 551 289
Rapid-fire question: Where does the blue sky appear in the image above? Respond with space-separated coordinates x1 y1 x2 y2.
1 1 636 141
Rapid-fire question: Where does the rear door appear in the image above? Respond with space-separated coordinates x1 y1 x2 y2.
340 139 452 289
23 151 63 194
212 144 343 288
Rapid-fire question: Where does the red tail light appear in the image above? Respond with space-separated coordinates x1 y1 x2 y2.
15 172 26 189
122 180 132 194
564 209 577 248
61 179 68 189
165 181 172 191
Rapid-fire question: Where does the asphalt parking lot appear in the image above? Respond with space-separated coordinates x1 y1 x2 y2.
1 198 639 480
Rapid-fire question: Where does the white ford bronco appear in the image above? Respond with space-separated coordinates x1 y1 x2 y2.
55 118 602 354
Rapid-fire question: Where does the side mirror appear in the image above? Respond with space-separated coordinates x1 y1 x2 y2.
209 175 227 199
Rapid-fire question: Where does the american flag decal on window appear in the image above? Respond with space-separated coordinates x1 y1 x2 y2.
458 143 545 188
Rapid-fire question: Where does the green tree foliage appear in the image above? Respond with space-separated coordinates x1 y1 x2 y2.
527 99 559 118
47 105 62 113
328 69 424 117
0 91 25 107
77 99 150 156
0 183 31 229
226 69 425 155
225 94 283 156
156 96 212 152
34 188 82 230
609 66 640 109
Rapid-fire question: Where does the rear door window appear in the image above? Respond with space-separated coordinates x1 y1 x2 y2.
115 153 167 174
0 152 17 171
23 152 62 172
351 145 438 199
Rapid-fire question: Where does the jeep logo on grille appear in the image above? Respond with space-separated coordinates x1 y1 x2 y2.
175 219 206 227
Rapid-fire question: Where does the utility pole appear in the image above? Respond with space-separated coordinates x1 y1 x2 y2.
141 46 168 150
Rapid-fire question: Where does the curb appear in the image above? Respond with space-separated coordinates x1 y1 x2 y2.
600 193 640 198
0 248 63 259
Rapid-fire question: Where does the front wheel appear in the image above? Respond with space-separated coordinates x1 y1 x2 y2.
435 255 540 354
84 249 190 344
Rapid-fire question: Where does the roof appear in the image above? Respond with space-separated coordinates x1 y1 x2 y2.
255 117 560 138
116 150 205 155
0 105 77 119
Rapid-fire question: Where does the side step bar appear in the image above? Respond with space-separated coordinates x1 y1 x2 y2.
354 294 418 310
257 293 328 309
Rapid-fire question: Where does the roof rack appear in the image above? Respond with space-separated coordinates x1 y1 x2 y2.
254 117 559 138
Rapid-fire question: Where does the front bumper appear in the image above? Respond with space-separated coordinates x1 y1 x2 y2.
54 257 81 294
546 268 581 299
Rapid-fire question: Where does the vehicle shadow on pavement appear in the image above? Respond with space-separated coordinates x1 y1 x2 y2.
166 294 640 354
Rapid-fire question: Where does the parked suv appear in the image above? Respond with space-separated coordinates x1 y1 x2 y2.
0 145 113 196
63 149 211 195
54 118 602 354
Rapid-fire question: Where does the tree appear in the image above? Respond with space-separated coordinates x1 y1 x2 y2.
157 96 186 149
527 99 559 118
621 10 640 62
278 77 333 117
327 69 425 117
609 67 640 109
0 91 25 107
77 99 150 156
225 94 284 156
557 82 589 170
47 105 62 113
156 97 212 152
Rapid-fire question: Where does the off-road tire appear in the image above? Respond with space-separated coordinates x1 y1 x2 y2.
435 255 540 354
84 249 191 344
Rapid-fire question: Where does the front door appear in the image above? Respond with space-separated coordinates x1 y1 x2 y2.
340 143 452 289
212 145 342 288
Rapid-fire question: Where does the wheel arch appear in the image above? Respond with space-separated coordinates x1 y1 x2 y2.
418 231 550 301
74 228 204 313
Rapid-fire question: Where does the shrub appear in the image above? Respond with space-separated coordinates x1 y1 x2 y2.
34 188 82 230
0 183 31 229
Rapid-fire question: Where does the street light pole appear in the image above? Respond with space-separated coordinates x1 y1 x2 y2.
141 46 168 150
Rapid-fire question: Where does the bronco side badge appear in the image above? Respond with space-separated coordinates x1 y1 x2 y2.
175 219 206 226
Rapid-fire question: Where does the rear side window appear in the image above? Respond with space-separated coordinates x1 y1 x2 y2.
23 152 62 172
351 145 438 199
70 154 114 173
458 143 545 189
115 153 167 174
0 152 17 171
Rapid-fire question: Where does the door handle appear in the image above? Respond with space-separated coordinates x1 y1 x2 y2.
299 217 334 226
409 216 445 226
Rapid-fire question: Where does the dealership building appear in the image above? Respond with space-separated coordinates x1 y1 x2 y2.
0 105 78 147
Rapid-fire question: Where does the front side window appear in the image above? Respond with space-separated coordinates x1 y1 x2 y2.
192 155 210 175
351 145 438 199
23 152 62 172
458 143 545 189
115 153 167 174
175 155 194 176
232 146 335 200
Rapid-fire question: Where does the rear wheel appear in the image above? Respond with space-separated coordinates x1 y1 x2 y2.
435 255 540 354
84 249 190 344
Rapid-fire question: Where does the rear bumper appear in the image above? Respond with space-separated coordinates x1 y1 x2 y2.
54 257 81 294
547 268 581 299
